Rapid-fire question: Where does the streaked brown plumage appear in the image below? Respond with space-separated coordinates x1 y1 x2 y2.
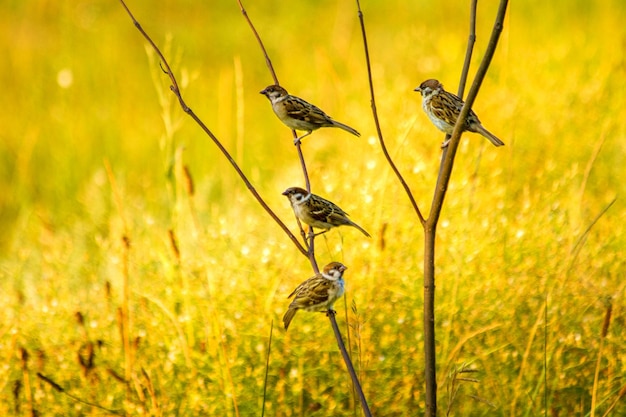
282 187 370 238
414 79 504 147
260 85 360 144
283 262 347 330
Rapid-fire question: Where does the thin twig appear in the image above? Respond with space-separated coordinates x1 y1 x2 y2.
568 197 617 273
235 0 311 192
261 321 273 417
328 311 372 417
118 0 307 257
430 0 509 220
235 0 278 85
235 0 315 261
355 0 425 225
37 373 124 415
235 0 366 409
433 0 478 207
424 2 510 416
458 0 478 99
590 299 612 417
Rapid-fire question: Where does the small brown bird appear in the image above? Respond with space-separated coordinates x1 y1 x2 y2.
282 187 371 237
260 85 360 144
283 262 347 330
414 79 504 147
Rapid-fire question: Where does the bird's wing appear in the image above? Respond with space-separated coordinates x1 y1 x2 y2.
284 96 333 126
432 92 482 126
288 276 332 309
310 196 349 223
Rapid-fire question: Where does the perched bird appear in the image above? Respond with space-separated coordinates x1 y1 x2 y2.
260 85 360 144
283 262 347 330
282 186 371 238
414 79 504 147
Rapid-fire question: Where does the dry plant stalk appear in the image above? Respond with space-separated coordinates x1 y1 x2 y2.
355 0 510 415
590 300 612 417
235 0 371 414
116 0 371 411
118 0 307 258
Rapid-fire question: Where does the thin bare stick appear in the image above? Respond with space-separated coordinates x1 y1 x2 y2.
590 300 612 417
19 348 35 417
234 1 366 409
458 0 478 99
296 143 312 192
118 0 307 257
430 0 509 220
104 160 133 414
601 383 626 417
234 1 319 263
37 373 124 415
568 197 616 274
235 0 311 192
434 0 477 181
423 2 509 415
261 321 273 417
434 0 478 209
425 3 479 414
355 0 425 225
328 311 372 417
236 0 278 85
308 230 320 274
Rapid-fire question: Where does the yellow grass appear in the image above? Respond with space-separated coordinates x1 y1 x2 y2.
1 0 625 415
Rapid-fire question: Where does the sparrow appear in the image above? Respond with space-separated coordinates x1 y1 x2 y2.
260 85 360 144
282 187 371 238
283 262 347 330
414 79 504 147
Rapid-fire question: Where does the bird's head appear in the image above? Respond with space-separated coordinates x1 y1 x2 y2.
322 262 347 280
414 79 443 97
282 186 310 205
260 85 288 102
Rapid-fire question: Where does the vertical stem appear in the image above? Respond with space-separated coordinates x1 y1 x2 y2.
590 300 612 417
121 235 132 416
423 227 437 416
424 3 509 416
355 0 425 225
328 312 372 417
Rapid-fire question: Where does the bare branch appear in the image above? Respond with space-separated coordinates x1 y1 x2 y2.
328 311 372 417
236 0 278 85
429 0 509 225
458 0 478 98
355 0 425 225
118 0 307 257
236 0 312 193
424 2 509 416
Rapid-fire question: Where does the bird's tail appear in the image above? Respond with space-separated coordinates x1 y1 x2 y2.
332 120 361 137
283 308 297 330
349 220 371 238
475 125 505 147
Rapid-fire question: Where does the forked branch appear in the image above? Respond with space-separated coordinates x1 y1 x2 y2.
355 0 509 416
118 0 307 257
355 0 425 225
235 1 370 413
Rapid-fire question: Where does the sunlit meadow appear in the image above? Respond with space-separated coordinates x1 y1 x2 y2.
1 0 625 415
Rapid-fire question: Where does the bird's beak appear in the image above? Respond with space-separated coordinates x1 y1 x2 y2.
260 88 267 96
340 265 348 272
414 87 421 93
281 190 289 196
